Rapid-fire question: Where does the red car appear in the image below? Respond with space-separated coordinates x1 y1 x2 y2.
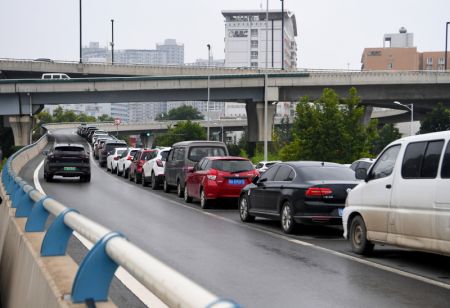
184 156 259 209
129 149 156 184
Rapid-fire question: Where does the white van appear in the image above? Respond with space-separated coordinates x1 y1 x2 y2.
343 131 450 256
41 73 70 80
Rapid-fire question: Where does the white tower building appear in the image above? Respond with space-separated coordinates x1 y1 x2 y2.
222 10 298 69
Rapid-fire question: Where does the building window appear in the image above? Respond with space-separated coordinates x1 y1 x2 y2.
368 50 382 56
438 65 445 71
426 57 433 65
439 57 445 64
251 62 258 68
251 29 258 37
251 51 258 59
251 40 258 48
387 63 393 70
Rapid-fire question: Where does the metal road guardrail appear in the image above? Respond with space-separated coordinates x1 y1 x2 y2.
0 134 239 308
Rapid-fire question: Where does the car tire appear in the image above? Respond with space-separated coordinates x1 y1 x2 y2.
129 171 134 181
281 201 296 234
163 179 171 193
45 173 53 182
350 215 374 255
239 194 255 222
151 172 158 190
117 166 122 176
112 165 117 174
135 172 142 184
184 185 193 203
124 168 129 179
142 172 149 187
200 188 209 209
177 180 184 198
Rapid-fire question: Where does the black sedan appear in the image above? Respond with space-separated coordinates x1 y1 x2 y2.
44 143 91 182
239 161 359 233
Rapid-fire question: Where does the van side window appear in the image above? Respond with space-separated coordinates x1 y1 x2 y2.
274 165 295 181
370 145 401 179
421 141 444 178
174 148 185 161
441 142 450 178
402 140 444 179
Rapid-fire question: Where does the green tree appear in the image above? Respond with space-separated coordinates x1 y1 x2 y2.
372 123 402 155
272 116 292 153
97 114 114 122
77 113 97 123
156 105 204 121
155 120 206 146
420 103 450 134
280 88 377 163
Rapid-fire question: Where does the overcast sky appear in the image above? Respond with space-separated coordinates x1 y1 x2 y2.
1 0 449 69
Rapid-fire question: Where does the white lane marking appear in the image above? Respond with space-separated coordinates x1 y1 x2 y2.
141 188 450 291
34 150 166 308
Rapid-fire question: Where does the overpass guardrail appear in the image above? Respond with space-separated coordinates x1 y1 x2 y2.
0 134 239 308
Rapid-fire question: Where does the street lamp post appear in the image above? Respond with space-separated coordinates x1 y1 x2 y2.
264 0 269 161
206 44 211 141
79 0 82 63
394 101 414 136
110 19 115 64
445 22 450 70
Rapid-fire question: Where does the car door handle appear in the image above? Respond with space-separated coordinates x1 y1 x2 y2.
386 184 392 189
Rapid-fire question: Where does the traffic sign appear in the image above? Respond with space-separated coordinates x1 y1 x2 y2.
114 118 121 125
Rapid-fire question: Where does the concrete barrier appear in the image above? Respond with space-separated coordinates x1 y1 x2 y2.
0 136 115 308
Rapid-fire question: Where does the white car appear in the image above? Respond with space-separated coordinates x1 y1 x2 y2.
117 148 140 178
141 147 171 189
106 147 127 173
255 161 281 174
92 131 109 144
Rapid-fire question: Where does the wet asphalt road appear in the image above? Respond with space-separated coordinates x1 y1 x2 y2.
20 129 450 307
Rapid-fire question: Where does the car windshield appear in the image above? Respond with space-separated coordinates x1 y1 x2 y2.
161 151 169 159
188 147 226 162
211 159 254 173
54 146 84 152
300 166 356 181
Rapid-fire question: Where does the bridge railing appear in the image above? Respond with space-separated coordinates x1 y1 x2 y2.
0 134 239 308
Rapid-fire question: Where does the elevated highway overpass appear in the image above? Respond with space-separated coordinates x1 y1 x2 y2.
1 69 449 145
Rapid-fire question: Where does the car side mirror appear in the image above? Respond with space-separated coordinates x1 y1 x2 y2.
252 175 260 184
355 168 368 181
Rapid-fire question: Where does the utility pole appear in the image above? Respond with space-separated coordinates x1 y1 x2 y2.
79 0 82 63
111 19 115 64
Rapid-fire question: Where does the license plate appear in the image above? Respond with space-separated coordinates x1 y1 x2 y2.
64 167 77 171
338 208 343 217
229 179 245 185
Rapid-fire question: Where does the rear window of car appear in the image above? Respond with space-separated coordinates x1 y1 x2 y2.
299 166 356 181
54 146 84 152
105 143 127 151
116 149 126 155
211 159 253 172
160 150 169 159
188 147 226 162
141 151 154 160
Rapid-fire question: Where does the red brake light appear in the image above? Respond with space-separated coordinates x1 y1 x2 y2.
127 156 132 160
305 187 333 197
156 159 164 167
207 168 218 180
114 157 119 160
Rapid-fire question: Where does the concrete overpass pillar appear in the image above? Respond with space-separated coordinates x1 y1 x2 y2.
362 106 374 126
140 133 155 148
245 101 277 142
8 116 34 146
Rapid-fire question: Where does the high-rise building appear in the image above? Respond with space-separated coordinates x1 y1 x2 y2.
128 102 167 122
362 27 450 71
222 10 298 69
82 42 109 63
156 39 184 65
115 49 167 65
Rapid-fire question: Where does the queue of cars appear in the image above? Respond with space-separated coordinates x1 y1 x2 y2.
74 124 450 258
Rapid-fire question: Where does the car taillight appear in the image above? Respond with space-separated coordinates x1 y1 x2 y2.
127 155 132 160
156 159 164 167
114 156 119 160
207 169 218 181
305 187 333 197
138 160 144 167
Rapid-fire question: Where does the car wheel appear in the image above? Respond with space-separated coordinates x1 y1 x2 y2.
177 180 184 198
124 168 129 179
163 179 171 193
184 185 193 203
45 173 53 182
112 165 117 174
117 166 122 176
281 201 296 234
239 194 255 222
135 172 142 184
106 163 110 172
350 215 374 255
151 172 158 190
142 172 149 187
129 171 134 181
200 188 209 209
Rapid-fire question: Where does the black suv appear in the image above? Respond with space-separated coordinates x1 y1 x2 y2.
44 143 91 182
